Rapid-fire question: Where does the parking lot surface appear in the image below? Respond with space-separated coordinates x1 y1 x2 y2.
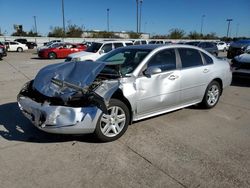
0 50 250 188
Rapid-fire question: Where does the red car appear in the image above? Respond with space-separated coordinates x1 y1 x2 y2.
38 43 87 59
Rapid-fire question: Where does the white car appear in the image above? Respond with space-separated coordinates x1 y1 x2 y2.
4 41 28 52
65 41 133 62
216 41 228 51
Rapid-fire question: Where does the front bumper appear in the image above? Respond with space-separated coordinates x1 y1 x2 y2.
17 95 102 134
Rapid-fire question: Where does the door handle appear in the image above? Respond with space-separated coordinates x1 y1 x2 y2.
168 75 179 80
203 68 209 73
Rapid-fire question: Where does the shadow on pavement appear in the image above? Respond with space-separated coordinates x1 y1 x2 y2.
0 102 100 143
231 77 250 87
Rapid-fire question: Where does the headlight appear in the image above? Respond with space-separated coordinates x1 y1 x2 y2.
71 57 81 62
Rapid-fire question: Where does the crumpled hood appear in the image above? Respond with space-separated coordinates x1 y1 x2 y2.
33 61 105 97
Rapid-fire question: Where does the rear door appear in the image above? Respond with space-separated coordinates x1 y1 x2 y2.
178 48 211 104
10 42 19 51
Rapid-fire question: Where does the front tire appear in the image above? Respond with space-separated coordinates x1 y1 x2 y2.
95 99 130 142
201 81 221 109
48 52 57 59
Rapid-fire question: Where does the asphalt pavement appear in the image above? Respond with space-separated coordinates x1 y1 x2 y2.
0 50 249 188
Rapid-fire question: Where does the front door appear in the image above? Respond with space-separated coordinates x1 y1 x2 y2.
135 49 181 117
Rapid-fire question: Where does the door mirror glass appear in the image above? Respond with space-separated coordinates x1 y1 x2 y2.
144 67 162 77
99 49 105 54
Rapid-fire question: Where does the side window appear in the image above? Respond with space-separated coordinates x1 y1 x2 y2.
125 42 133 46
10 42 17 45
114 43 123 48
101 43 112 53
141 41 147 44
178 48 203 68
198 43 206 48
205 43 213 48
134 41 140 45
147 49 176 72
201 52 213 65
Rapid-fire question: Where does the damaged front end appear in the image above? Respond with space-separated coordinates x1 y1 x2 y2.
17 61 120 134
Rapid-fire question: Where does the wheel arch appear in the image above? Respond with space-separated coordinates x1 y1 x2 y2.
111 89 133 124
211 78 223 95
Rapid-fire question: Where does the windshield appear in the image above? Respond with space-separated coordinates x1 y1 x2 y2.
235 40 250 44
97 48 152 76
86 42 102 53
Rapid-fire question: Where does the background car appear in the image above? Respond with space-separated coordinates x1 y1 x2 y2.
37 41 64 52
14 38 37 49
186 41 218 56
216 41 228 51
227 40 250 59
65 40 133 62
4 41 28 52
38 42 86 59
43 40 62 46
231 46 250 77
0 42 7 58
0 46 4 59
18 44 232 142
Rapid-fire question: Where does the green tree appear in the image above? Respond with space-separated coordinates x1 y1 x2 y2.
66 24 83 37
188 31 202 39
203 32 218 39
27 30 41 37
48 27 65 37
168 28 185 39
128 32 141 39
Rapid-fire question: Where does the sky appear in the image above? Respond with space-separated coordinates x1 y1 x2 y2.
0 0 250 37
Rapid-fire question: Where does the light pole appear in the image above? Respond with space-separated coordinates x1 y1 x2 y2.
62 0 66 38
226 18 233 38
33 16 38 35
107 8 110 32
200 15 205 35
136 0 139 33
139 0 143 33
236 23 239 38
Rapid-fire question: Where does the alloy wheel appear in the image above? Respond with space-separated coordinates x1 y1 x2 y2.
100 106 126 137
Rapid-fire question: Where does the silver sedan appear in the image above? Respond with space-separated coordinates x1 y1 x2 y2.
17 45 232 142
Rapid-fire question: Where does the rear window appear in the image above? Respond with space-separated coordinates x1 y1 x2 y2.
178 48 203 68
202 52 213 65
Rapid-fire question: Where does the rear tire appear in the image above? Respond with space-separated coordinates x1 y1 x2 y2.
48 52 57 59
201 81 221 109
17 47 23 52
94 99 130 142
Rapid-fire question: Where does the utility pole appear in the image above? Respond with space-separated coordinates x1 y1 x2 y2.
139 0 143 33
236 23 239 38
33 16 38 34
136 0 138 33
107 8 110 32
62 0 66 38
226 18 233 38
200 15 205 35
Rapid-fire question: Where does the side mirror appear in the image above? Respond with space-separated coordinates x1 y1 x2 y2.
99 49 105 54
144 67 162 77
